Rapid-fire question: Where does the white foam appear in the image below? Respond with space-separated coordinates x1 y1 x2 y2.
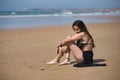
0 11 120 18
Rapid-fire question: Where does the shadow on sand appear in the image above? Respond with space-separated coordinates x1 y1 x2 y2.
72 59 107 68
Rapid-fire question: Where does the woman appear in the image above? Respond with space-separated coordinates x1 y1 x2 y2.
47 20 95 66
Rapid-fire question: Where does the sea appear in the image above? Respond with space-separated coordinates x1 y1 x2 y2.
0 8 120 30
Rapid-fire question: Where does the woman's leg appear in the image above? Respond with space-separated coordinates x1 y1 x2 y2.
68 42 83 63
59 48 71 65
46 46 70 64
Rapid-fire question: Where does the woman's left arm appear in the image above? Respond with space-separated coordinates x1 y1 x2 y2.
59 32 84 46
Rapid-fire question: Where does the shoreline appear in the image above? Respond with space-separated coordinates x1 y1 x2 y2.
0 15 120 30
0 21 119 31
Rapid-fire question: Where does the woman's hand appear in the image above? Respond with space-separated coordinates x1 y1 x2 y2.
57 35 71 48
56 44 62 54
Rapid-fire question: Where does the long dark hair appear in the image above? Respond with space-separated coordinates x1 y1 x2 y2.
72 20 95 47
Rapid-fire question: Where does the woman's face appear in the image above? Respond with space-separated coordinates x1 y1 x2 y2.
73 26 81 34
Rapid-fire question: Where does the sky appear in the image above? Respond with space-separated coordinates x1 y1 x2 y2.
0 0 120 11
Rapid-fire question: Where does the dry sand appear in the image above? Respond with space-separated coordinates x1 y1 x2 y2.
0 17 120 80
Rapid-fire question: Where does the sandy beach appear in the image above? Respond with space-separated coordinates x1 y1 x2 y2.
0 16 120 80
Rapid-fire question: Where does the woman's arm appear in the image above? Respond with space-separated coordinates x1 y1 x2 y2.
57 32 84 47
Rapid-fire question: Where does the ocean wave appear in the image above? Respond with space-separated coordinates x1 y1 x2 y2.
11 12 16 15
0 11 120 18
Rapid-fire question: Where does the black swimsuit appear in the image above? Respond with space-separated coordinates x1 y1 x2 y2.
77 40 93 64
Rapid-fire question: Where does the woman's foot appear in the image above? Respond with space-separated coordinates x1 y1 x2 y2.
46 60 59 65
59 59 71 65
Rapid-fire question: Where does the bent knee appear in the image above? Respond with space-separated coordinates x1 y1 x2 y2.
58 47 62 52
